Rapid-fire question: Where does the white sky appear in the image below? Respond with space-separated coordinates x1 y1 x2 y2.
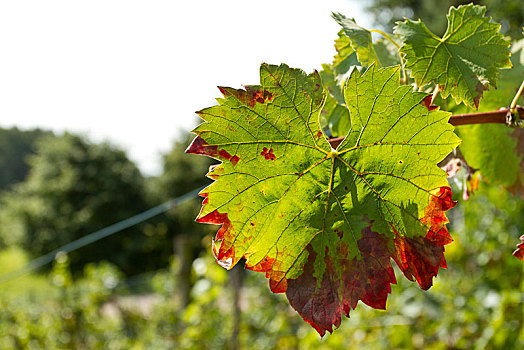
0 0 372 175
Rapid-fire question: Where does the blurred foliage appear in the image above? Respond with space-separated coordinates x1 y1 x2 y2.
0 127 53 190
145 134 215 306
0 133 155 275
146 134 214 256
0 182 521 349
366 0 524 38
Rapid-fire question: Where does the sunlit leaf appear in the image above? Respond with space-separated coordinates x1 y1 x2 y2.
187 63 460 335
395 4 512 108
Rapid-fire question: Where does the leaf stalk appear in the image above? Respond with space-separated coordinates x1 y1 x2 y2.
510 80 524 112
327 107 524 148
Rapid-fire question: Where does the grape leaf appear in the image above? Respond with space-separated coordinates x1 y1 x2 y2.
320 25 401 138
320 63 345 106
333 13 400 69
374 39 401 67
332 13 380 67
320 90 351 138
449 49 524 190
458 125 520 187
187 63 460 336
332 30 359 76
318 31 356 138
394 3 512 109
319 64 350 138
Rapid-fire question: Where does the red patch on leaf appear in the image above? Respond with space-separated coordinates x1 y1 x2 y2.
200 192 209 205
421 186 456 246
512 234 524 261
218 149 240 166
186 136 240 166
230 155 240 166
261 147 276 160
186 136 218 157
253 90 273 104
212 239 234 269
197 210 231 241
420 95 438 111
219 85 273 108
244 86 273 107
269 277 288 294
246 255 276 273
198 209 236 268
392 233 446 290
286 229 397 337
245 254 288 293
392 186 455 290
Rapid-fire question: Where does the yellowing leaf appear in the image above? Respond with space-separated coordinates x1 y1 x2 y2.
187 63 460 335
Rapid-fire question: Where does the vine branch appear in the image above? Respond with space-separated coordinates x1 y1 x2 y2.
449 107 524 126
328 107 524 149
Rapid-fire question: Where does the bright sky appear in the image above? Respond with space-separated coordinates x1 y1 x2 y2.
0 0 372 175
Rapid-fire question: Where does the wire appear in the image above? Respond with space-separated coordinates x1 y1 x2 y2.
0 187 203 285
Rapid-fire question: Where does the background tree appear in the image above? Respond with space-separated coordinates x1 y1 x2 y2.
0 133 155 275
147 133 214 306
366 0 524 38
0 127 53 190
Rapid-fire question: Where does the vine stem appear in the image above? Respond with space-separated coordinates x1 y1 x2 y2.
449 107 524 126
510 80 524 111
327 107 524 149
370 29 400 50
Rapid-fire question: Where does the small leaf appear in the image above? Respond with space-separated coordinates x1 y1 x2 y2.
332 13 380 67
320 63 345 106
319 64 350 138
333 30 359 76
374 39 401 67
188 63 460 336
394 3 512 108
321 93 351 138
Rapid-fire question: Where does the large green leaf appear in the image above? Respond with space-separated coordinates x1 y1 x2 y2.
187 63 460 335
394 4 512 109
